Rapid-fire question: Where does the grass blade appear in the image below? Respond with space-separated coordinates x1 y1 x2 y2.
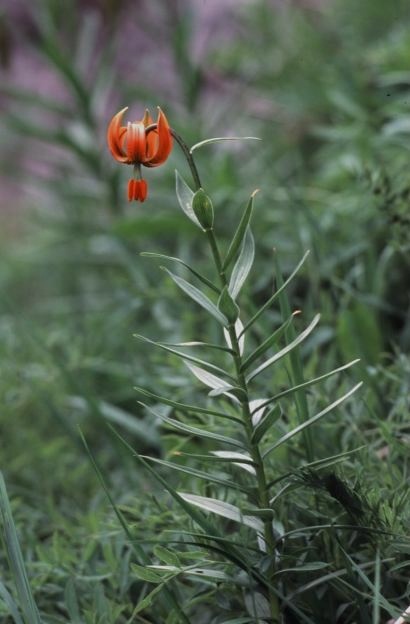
0 473 42 624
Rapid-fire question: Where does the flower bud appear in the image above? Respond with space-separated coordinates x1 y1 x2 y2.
192 188 214 230
218 286 239 324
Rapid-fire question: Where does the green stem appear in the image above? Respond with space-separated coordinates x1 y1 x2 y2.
171 129 202 190
174 133 280 621
205 227 280 623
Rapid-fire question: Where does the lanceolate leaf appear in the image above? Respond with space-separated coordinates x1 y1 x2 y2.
211 451 257 475
175 170 203 229
229 227 255 300
224 318 245 355
141 252 219 293
241 311 300 372
250 359 360 414
139 402 245 449
250 399 268 426
144 456 250 493
162 341 234 354
190 136 261 153
246 314 321 382
178 494 264 533
263 383 363 458
134 333 233 380
162 267 228 326
110 428 263 587
148 565 232 582
241 250 310 336
135 386 244 426
223 191 257 271
251 404 281 444
185 362 242 402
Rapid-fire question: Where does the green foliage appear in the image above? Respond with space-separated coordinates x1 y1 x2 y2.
1 0 410 622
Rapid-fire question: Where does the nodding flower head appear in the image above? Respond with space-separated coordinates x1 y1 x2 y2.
107 107 173 202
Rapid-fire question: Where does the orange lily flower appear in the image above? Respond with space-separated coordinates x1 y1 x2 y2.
107 107 173 202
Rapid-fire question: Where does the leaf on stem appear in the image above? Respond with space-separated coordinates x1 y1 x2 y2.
241 250 310 336
144 456 249 493
175 170 203 229
141 252 220 293
162 267 228 326
228 227 255 300
190 136 261 153
135 386 244 425
246 314 321 382
251 404 281 444
250 359 361 414
211 451 257 476
178 493 264 533
134 333 232 380
249 399 269 426
263 383 363 458
224 318 245 356
241 311 301 372
223 191 258 271
185 361 242 403
140 402 245 449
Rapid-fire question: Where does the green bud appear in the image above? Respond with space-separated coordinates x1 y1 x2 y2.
192 188 214 230
218 286 239 324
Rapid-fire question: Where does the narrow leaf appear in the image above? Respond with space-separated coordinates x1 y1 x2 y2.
224 318 245 355
134 333 232 379
190 137 261 153
139 402 245 449
251 404 281 444
0 582 24 624
241 250 310 336
263 383 363 458
162 267 228 326
223 191 257 271
0 473 42 624
135 386 244 426
250 399 268 426
211 451 257 475
175 170 202 229
178 494 264 533
229 227 255 300
144 456 249 493
246 314 320 382
251 359 360 414
185 362 242 402
241 311 300 372
141 252 219 293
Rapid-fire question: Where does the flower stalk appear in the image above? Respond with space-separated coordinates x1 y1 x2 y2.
207 227 280 623
174 132 280 620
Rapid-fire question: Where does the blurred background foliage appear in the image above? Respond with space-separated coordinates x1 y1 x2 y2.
0 0 409 622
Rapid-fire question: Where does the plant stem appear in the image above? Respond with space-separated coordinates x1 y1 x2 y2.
174 132 280 620
205 227 280 623
171 129 202 190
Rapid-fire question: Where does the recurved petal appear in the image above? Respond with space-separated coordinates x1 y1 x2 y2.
107 107 129 163
145 107 173 167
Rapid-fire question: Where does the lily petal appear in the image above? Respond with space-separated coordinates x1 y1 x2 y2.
145 107 173 167
107 107 129 163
